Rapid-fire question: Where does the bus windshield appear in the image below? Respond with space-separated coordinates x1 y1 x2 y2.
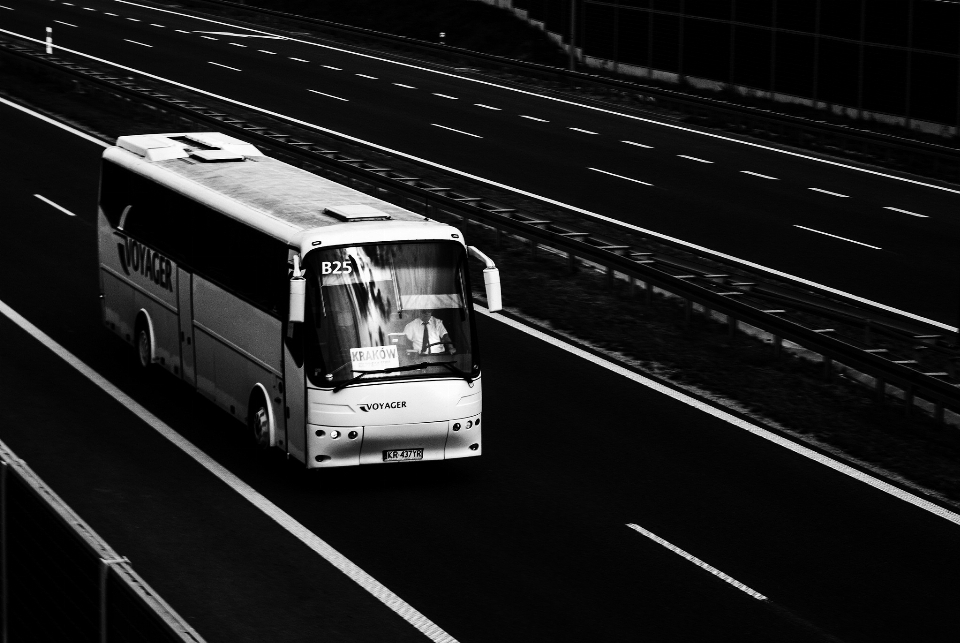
302 241 477 387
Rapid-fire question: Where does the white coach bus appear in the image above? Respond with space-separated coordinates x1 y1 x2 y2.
97 132 501 468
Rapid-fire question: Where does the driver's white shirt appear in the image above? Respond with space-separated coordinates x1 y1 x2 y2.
403 316 449 354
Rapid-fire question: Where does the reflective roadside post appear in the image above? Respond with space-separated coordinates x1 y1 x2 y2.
45 27 52 54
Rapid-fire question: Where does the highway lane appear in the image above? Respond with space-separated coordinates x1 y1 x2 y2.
5 88 960 641
3 0 960 326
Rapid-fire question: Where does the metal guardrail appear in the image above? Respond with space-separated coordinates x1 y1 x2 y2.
0 440 205 642
181 0 960 183
2 36 959 424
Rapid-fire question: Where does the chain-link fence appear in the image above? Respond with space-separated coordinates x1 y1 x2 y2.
493 0 960 136
0 441 205 643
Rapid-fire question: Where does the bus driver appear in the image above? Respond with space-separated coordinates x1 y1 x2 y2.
403 310 456 355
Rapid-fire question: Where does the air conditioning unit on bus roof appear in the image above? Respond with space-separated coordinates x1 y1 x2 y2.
116 132 264 162
324 204 393 222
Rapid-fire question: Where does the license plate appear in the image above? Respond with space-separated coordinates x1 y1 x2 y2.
383 448 424 462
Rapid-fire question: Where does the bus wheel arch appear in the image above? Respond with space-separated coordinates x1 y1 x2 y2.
248 385 276 450
134 310 156 369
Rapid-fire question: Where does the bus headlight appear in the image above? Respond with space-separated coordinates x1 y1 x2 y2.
330 430 341 439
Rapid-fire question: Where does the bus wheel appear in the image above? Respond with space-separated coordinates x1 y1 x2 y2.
134 319 152 370
249 394 271 450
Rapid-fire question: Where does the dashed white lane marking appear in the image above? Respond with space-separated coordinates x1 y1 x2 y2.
289 57 308 62
33 194 76 216
308 89 348 102
258 49 276 54
626 524 768 600
393 83 415 89
174 29 189 33
104 12 117 16
474 103 500 110
82 6 94 9
61 1 72 4
200 35 217 40
569 127 598 134
475 304 960 527
741 171 778 180
520 115 549 122
588 167 653 186
794 225 881 249
432 124 482 138
53 20 77 26
9 26 949 333
124 39 152 47
622 140 653 148
356 73 377 79
208 61 241 71
228 42 245 47
125 17 139 21
149 23 164 27
678 155 713 163
0 297 460 643
322 65 342 70
0 4 13 8
433 93 458 100
884 206 928 218
808 187 849 198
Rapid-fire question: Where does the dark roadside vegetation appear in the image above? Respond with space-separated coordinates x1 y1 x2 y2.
2 16 960 510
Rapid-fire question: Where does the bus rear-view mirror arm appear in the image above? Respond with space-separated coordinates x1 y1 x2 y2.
467 246 502 312
289 254 306 323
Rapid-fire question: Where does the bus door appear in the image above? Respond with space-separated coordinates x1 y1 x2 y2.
283 324 306 462
177 268 196 387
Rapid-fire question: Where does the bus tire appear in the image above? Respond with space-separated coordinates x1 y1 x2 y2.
134 314 153 370
249 390 272 450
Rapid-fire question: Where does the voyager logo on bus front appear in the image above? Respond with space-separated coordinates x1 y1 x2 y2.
358 402 407 412
117 236 173 292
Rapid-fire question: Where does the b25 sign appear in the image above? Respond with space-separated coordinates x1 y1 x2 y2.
320 259 355 275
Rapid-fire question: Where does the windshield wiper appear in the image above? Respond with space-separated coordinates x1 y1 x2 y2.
331 360 470 392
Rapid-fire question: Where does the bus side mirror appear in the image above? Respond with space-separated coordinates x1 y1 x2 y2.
468 246 502 312
289 254 306 323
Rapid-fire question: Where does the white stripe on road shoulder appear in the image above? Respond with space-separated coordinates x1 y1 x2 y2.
588 167 652 186
0 297 460 643
808 187 849 197
34 194 76 216
884 206 928 218
474 304 960 527
431 124 482 138
308 89 348 102
794 225 881 249
626 524 768 600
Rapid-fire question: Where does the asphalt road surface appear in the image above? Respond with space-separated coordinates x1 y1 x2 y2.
1 89 960 642
3 0 960 326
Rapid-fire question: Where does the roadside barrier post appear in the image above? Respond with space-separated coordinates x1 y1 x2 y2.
99 556 129 643
45 27 52 55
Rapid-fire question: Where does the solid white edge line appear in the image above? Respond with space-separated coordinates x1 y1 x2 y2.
884 206 928 218
431 124 481 138
33 194 77 216
0 96 106 146
308 89 348 102
207 61 241 71
794 225 881 249
625 523 768 600
3 27 951 333
808 187 849 197
124 39 152 47
474 305 960 527
740 171 778 180
588 167 652 186
0 296 459 643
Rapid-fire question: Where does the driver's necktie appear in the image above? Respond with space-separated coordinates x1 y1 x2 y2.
421 322 429 354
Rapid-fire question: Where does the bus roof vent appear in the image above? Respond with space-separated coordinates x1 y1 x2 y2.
188 149 247 162
324 205 393 222
116 135 189 162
